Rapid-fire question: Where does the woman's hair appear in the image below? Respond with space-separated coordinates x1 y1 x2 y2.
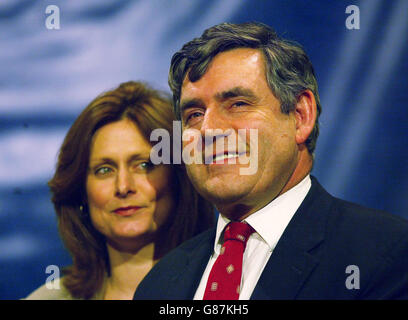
169 22 322 156
49 81 214 299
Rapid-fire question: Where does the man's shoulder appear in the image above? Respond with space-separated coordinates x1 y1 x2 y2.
330 193 408 236
313 181 408 267
310 176 408 234
307 176 408 257
292 178 408 299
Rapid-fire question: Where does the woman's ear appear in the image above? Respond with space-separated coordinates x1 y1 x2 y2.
294 90 317 145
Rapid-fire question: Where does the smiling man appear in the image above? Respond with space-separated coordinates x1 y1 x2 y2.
134 22 408 300
179 47 311 221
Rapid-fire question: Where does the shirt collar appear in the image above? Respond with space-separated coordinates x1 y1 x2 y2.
213 175 312 253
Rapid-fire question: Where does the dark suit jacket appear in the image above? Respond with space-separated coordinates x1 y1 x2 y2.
134 177 408 299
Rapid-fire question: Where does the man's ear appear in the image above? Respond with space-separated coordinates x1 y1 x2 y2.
294 90 317 145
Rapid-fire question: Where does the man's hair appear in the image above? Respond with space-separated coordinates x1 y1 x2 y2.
48 81 214 299
169 22 322 155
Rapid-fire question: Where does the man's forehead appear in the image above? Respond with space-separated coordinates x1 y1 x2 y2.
183 48 263 81
180 48 266 100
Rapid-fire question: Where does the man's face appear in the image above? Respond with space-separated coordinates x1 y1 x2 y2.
180 48 300 218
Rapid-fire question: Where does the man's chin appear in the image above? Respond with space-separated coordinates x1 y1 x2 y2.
201 189 255 220
197 181 250 206
188 169 254 200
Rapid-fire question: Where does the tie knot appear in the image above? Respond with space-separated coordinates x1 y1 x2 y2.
223 221 254 244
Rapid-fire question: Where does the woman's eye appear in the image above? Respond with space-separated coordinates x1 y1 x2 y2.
137 161 154 171
95 167 113 176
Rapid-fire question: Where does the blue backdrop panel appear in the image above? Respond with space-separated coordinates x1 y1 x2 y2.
0 0 407 299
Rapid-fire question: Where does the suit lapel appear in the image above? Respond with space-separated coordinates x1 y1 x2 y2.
250 240 321 299
166 228 216 299
251 177 331 299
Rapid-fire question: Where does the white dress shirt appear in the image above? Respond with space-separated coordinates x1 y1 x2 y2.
194 175 312 300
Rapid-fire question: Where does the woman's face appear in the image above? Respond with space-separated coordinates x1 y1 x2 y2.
86 118 175 251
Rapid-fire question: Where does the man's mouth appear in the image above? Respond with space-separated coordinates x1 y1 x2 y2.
205 151 247 164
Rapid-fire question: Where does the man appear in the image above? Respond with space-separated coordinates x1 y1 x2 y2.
134 22 408 299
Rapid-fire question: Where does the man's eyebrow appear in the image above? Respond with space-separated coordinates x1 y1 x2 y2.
180 87 257 113
215 87 258 101
180 98 205 113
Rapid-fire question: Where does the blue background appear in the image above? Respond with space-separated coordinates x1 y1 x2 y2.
1 0 407 299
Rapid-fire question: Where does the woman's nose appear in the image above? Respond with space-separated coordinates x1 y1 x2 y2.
115 169 136 198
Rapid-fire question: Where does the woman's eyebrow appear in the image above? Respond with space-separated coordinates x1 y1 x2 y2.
127 153 151 163
89 157 116 168
89 153 151 167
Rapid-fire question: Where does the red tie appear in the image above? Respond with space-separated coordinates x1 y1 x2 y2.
203 221 255 300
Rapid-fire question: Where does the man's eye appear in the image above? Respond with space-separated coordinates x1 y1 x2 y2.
185 112 203 123
232 101 248 107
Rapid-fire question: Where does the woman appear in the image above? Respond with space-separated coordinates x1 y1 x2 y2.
26 81 214 299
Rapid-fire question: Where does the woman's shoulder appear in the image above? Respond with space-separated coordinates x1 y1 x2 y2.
24 279 75 300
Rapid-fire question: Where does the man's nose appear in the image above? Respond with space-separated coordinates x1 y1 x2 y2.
115 168 136 198
200 107 231 138
200 108 235 156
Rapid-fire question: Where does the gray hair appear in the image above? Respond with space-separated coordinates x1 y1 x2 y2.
168 22 322 155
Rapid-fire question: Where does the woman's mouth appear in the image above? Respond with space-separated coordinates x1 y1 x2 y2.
113 206 142 217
